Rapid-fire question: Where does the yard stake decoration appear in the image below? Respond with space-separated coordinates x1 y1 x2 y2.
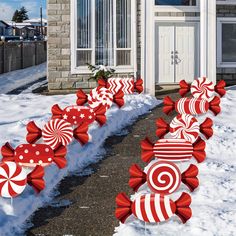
1 142 67 169
163 96 221 116
98 77 144 94
156 115 213 142
0 162 45 198
26 119 74 149
115 192 192 224
179 77 226 99
76 87 125 110
141 137 206 163
129 162 199 194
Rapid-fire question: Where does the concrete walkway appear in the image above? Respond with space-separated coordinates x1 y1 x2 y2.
26 93 179 236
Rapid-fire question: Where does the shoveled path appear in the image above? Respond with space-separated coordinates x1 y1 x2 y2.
26 93 179 236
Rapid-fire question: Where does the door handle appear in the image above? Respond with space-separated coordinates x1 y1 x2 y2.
175 55 181 64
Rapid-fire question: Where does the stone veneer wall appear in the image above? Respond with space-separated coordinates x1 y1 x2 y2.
47 0 141 93
217 5 236 85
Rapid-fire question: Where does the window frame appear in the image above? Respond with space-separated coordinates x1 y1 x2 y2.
217 17 236 68
71 0 137 75
154 0 200 12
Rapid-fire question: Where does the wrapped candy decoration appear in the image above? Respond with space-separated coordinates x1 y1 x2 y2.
26 119 88 147
115 192 192 224
98 77 143 94
51 104 106 126
76 87 124 110
0 162 45 198
141 137 206 163
1 142 67 169
129 162 199 194
156 115 213 143
163 96 221 116
179 78 226 100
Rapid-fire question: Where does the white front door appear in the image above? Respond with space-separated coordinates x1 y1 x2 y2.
155 23 199 84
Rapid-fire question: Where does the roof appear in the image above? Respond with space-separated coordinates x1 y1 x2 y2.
23 18 47 24
0 20 10 27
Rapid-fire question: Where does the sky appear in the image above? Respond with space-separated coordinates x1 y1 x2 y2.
0 0 47 21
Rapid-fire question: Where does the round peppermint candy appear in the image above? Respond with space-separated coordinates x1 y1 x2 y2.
0 162 27 198
42 119 73 149
147 161 181 195
191 77 214 101
88 87 113 109
169 114 200 143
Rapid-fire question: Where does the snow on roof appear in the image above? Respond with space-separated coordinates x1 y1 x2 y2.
23 18 47 24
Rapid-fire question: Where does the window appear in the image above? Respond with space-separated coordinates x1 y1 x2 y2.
73 0 135 73
217 18 236 67
155 0 196 5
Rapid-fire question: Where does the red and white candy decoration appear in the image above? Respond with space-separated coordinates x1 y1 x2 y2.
163 96 221 116
0 162 45 198
179 78 226 100
76 87 124 110
129 162 199 194
141 137 206 163
116 192 192 224
1 142 67 169
26 119 73 149
156 115 213 143
98 77 143 94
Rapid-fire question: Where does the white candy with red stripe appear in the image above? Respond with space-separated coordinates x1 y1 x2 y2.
147 162 181 195
0 162 27 198
132 194 175 223
170 114 200 143
42 119 73 149
154 139 194 161
176 97 208 115
107 78 134 94
88 87 113 109
191 77 214 101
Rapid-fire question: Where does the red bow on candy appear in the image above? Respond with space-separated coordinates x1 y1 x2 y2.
174 192 192 223
181 164 199 192
134 78 143 94
1 142 15 162
73 122 89 145
53 145 67 169
163 96 175 115
26 121 42 144
113 89 125 108
179 80 191 97
76 89 88 106
215 80 226 97
115 192 133 224
209 96 221 116
27 165 45 193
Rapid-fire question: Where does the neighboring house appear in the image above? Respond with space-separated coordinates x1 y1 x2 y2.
23 18 47 36
0 21 14 36
47 0 236 95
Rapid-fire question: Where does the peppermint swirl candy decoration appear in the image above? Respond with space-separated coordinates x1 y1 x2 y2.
0 162 27 198
147 161 181 195
170 114 200 143
88 87 113 109
42 119 73 149
191 77 214 101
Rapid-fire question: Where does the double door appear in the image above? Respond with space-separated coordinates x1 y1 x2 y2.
155 22 199 84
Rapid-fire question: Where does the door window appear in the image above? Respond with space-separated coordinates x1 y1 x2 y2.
155 0 196 5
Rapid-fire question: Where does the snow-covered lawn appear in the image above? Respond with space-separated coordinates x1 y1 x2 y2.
0 63 46 94
114 88 236 236
0 91 160 235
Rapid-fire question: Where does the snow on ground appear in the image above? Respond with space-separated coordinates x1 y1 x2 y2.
114 89 236 236
0 91 160 235
0 63 46 94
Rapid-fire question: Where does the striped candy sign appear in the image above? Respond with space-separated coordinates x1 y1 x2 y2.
98 77 143 94
141 137 206 163
115 192 192 224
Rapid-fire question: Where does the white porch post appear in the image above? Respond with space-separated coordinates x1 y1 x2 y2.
200 0 208 77
141 0 155 96
208 0 216 84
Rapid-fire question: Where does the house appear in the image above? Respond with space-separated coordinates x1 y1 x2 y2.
47 0 236 95
0 21 14 37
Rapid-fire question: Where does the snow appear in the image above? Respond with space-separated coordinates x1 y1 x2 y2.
114 89 236 236
0 63 46 94
0 91 160 235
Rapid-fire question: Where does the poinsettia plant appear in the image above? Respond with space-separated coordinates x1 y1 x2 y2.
87 63 115 82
